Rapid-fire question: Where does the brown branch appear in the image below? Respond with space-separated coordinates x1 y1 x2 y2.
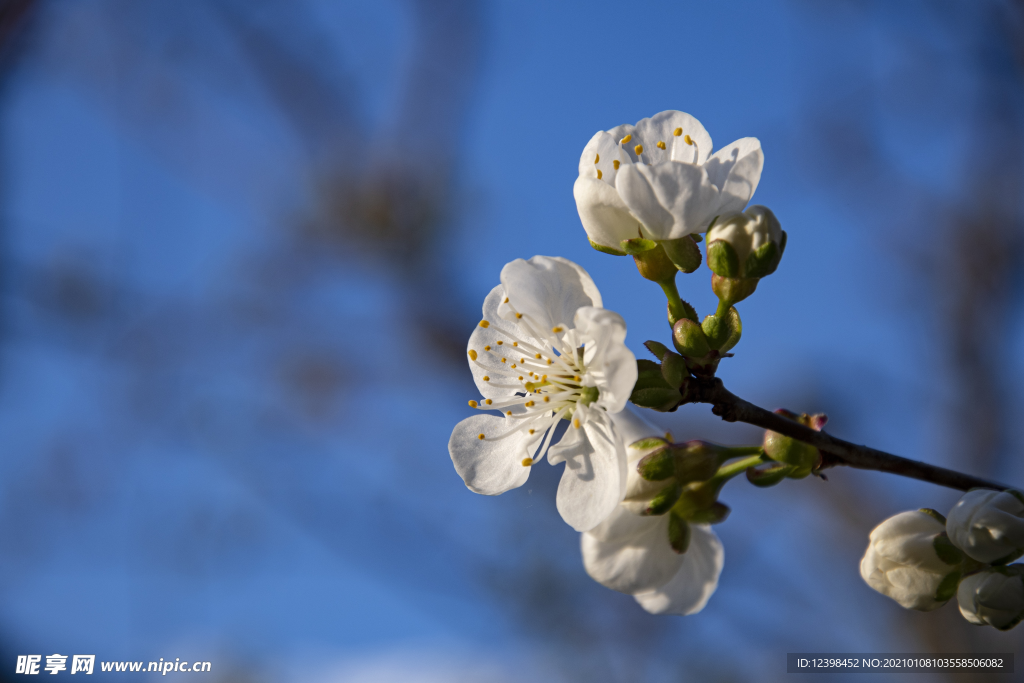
682 377 1013 492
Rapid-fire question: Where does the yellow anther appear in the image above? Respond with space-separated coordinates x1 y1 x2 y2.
684 134 693 145
506 410 512 416
504 297 509 303
634 144 643 156
478 433 485 440
543 396 550 403
468 400 478 407
552 326 564 333
518 376 523 381
468 349 478 361
673 127 683 136
501 358 507 363
484 345 491 351
483 376 490 381
573 375 581 381
535 353 542 359
546 359 552 365
496 340 503 345
479 320 490 328
594 153 600 163
621 134 632 144
516 313 522 319
541 375 547 381
613 160 620 170
513 342 518 347
525 401 534 407
485 399 492 405
510 363 517 369
657 141 666 150
520 358 526 363
597 169 602 180
528 429 535 435
573 418 580 429
522 457 533 467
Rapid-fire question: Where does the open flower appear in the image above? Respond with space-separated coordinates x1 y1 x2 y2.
581 408 724 615
946 489 1024 564
448 256 637 532
574 110 764 251
860 510 964 611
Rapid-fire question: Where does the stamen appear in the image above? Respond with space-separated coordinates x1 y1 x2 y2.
506 410 512 416
484 345 491 351
613 160 620 169
501 358 506 363
547 359 553 365
485 399 492 405
634 144 643 156
535 353 542 359
478 434 485 440
504 297 509 303
684 134 693 145
510 363 517 369
496 341 503 345
552 326 564 333
483 376 490 381
513 342 518 347
597 170 602 179
529 429 535 435
518 376 523 381
674 127 682 136
657 141 666 149
468 350 477 360
516 313 522 319
573 419 580 429
479 320 490 328
525 401 535 407
594 153 599 163
522 457 533 467
468 400 478 407
620 134 632 144
543 397 550 403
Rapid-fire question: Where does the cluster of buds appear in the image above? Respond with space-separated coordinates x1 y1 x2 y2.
861 490 1024 630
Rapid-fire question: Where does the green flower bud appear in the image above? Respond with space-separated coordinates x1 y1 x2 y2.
700 307 741 353
762 409 827 478
630 359 682 412
659 235 703 273
711 273 759 307
673 318 711 359
630 242 677 283
705 205 785 279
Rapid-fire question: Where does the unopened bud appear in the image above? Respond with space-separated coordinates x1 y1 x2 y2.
700 307 741 353
762 409 825 479
705 205 785 279
673 318 711 359
957 566 1024 630
947 489 1024 564
660 235 702 273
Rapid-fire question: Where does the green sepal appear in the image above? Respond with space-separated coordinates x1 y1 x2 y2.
661 351 688 389
918 508 947 525
934 570 962 603
668 511 690 554
630 437 669 451
673 318 711 358
701 307 741 353
660 236 702 273
933 533 965 566
746 463 794 487
637 447 676 481
621 238 658 255
630 359 682 411
645 484 681 516
674 451 720 485
706 240 739 278
744 240 781 279
589 238 627 256
686 501 731 525
644 340 670 361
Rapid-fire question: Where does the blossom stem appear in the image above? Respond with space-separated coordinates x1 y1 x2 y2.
713 453 768 480
683 377 1013 492
658 278 698 324
718 446 765 461
714 297 730 320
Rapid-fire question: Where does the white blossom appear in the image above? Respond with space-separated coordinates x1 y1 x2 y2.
574 110 763 251
957 567 1024 630
946 489 1024 564
449 256 637 532
860 510 962 611
581 408 723 615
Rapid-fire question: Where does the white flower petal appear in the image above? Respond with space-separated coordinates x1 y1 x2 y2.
581 508 682 593
605 123 641 164
573 177 642 250
467 284 544 399
449 414 532 495
633 110 712 166
578 131 633 187
703 137 763 216
499 256 602 333
550 409 627 532
573 306 637 414
633 524 724 615
616 161 720 239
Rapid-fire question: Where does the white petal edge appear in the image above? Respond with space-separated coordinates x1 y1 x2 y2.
449 414 532 495
551 409 627 532
633 524 724 615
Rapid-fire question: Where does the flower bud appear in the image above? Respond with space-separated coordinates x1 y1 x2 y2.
672 318 711 359
710 273 758 306
705 206 785 279
762 410 826 479
947 489 1024 564
860 510 964 611
957 566 1024 630
629 242 678 283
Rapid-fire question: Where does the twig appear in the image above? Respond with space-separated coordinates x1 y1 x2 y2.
682 377 1013 492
